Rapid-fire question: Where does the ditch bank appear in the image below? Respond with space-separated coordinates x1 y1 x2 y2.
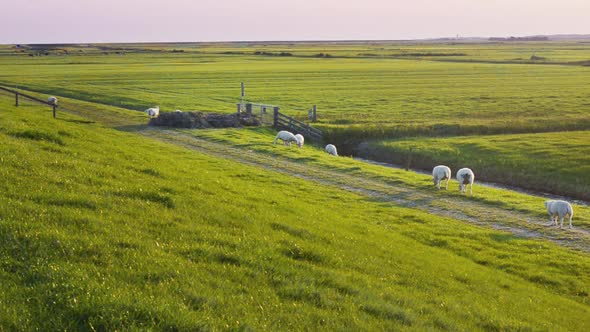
349 141 590 205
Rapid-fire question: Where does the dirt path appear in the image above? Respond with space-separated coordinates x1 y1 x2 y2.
145 128 590 253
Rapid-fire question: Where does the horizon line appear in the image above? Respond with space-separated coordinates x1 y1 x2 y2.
5 33 590 46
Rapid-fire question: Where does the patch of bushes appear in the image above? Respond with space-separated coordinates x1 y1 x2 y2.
253 51 293 56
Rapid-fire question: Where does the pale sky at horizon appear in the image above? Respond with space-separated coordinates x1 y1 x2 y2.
1 0 589 44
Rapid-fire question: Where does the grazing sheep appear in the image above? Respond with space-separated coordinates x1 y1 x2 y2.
145 106 160 118
274 130 298 147
325 144 338 156
174 109 182 113
456 168 475 195
294 134 304 148
544 200 574 229
432 165 451 190
47 96 58 105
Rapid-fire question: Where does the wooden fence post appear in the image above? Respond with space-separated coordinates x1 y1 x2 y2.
236 103 241 115
246 103 252 115
313 105 317 122
15 92 19 106
273 107 279 127
52 105 57 118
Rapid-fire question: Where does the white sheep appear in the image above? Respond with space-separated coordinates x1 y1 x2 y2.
47 96 58 105
145 106 160 118
273 130 298 147
294 134 304 148
174 109 182 113
325 144 338 156
432 165 451 190
544 200 574 229
456 168 475 195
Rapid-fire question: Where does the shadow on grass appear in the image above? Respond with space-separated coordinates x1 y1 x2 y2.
60 119 95 124
115 124 151 132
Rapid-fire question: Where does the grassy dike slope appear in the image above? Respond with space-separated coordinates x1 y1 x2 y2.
1 99 590 330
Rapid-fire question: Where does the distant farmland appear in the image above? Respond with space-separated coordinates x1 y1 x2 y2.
1 41 589 197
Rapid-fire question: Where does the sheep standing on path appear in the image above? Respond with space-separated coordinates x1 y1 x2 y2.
274 130 298 147
145 106 160 118
456 168 475 195
325 144 338 156
47 96 58 105
432 165 451 190
294 134 304 148
544 200 574 229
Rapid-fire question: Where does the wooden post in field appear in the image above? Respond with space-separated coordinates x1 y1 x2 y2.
246 103 252 116
52 105 57 118
273 107 279 127
15 92 19 106
240 82 245 111
313 105 317 122
236 103 241 115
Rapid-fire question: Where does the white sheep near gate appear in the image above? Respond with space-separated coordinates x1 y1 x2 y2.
325 144 338 156
544 200 574 229
432 165 451 190
47 96 58 105
274 130 298 147
456 168 475 195
294 134 304 148
145 106 160 118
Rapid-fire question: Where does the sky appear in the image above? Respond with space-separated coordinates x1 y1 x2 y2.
1 0 589 43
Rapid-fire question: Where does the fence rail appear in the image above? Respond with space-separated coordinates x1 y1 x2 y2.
0 86 58 118
273 108 323 141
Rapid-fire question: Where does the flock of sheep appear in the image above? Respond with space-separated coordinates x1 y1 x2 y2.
140 106 576 230
432 164 574 228
274 130 338 156
39 99 575 230
274 130 575 229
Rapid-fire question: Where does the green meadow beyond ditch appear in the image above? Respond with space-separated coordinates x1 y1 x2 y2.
1 42 590 330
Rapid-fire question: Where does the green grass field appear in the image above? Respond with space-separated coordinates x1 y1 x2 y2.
2 41 589 199
1 43 590 137
1 94 590 330
1 41 590 329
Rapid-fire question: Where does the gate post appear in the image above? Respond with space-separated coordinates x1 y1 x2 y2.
15 92 19 106
52 105 57 118
273 107 279 127
246 103 252 115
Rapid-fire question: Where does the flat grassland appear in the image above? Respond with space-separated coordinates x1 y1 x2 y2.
1 42 590 136
2 41 590 200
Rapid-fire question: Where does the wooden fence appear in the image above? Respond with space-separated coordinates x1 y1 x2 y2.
237 102 276 125
273 108 323 141
237 102 322 141
0 86 58 118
